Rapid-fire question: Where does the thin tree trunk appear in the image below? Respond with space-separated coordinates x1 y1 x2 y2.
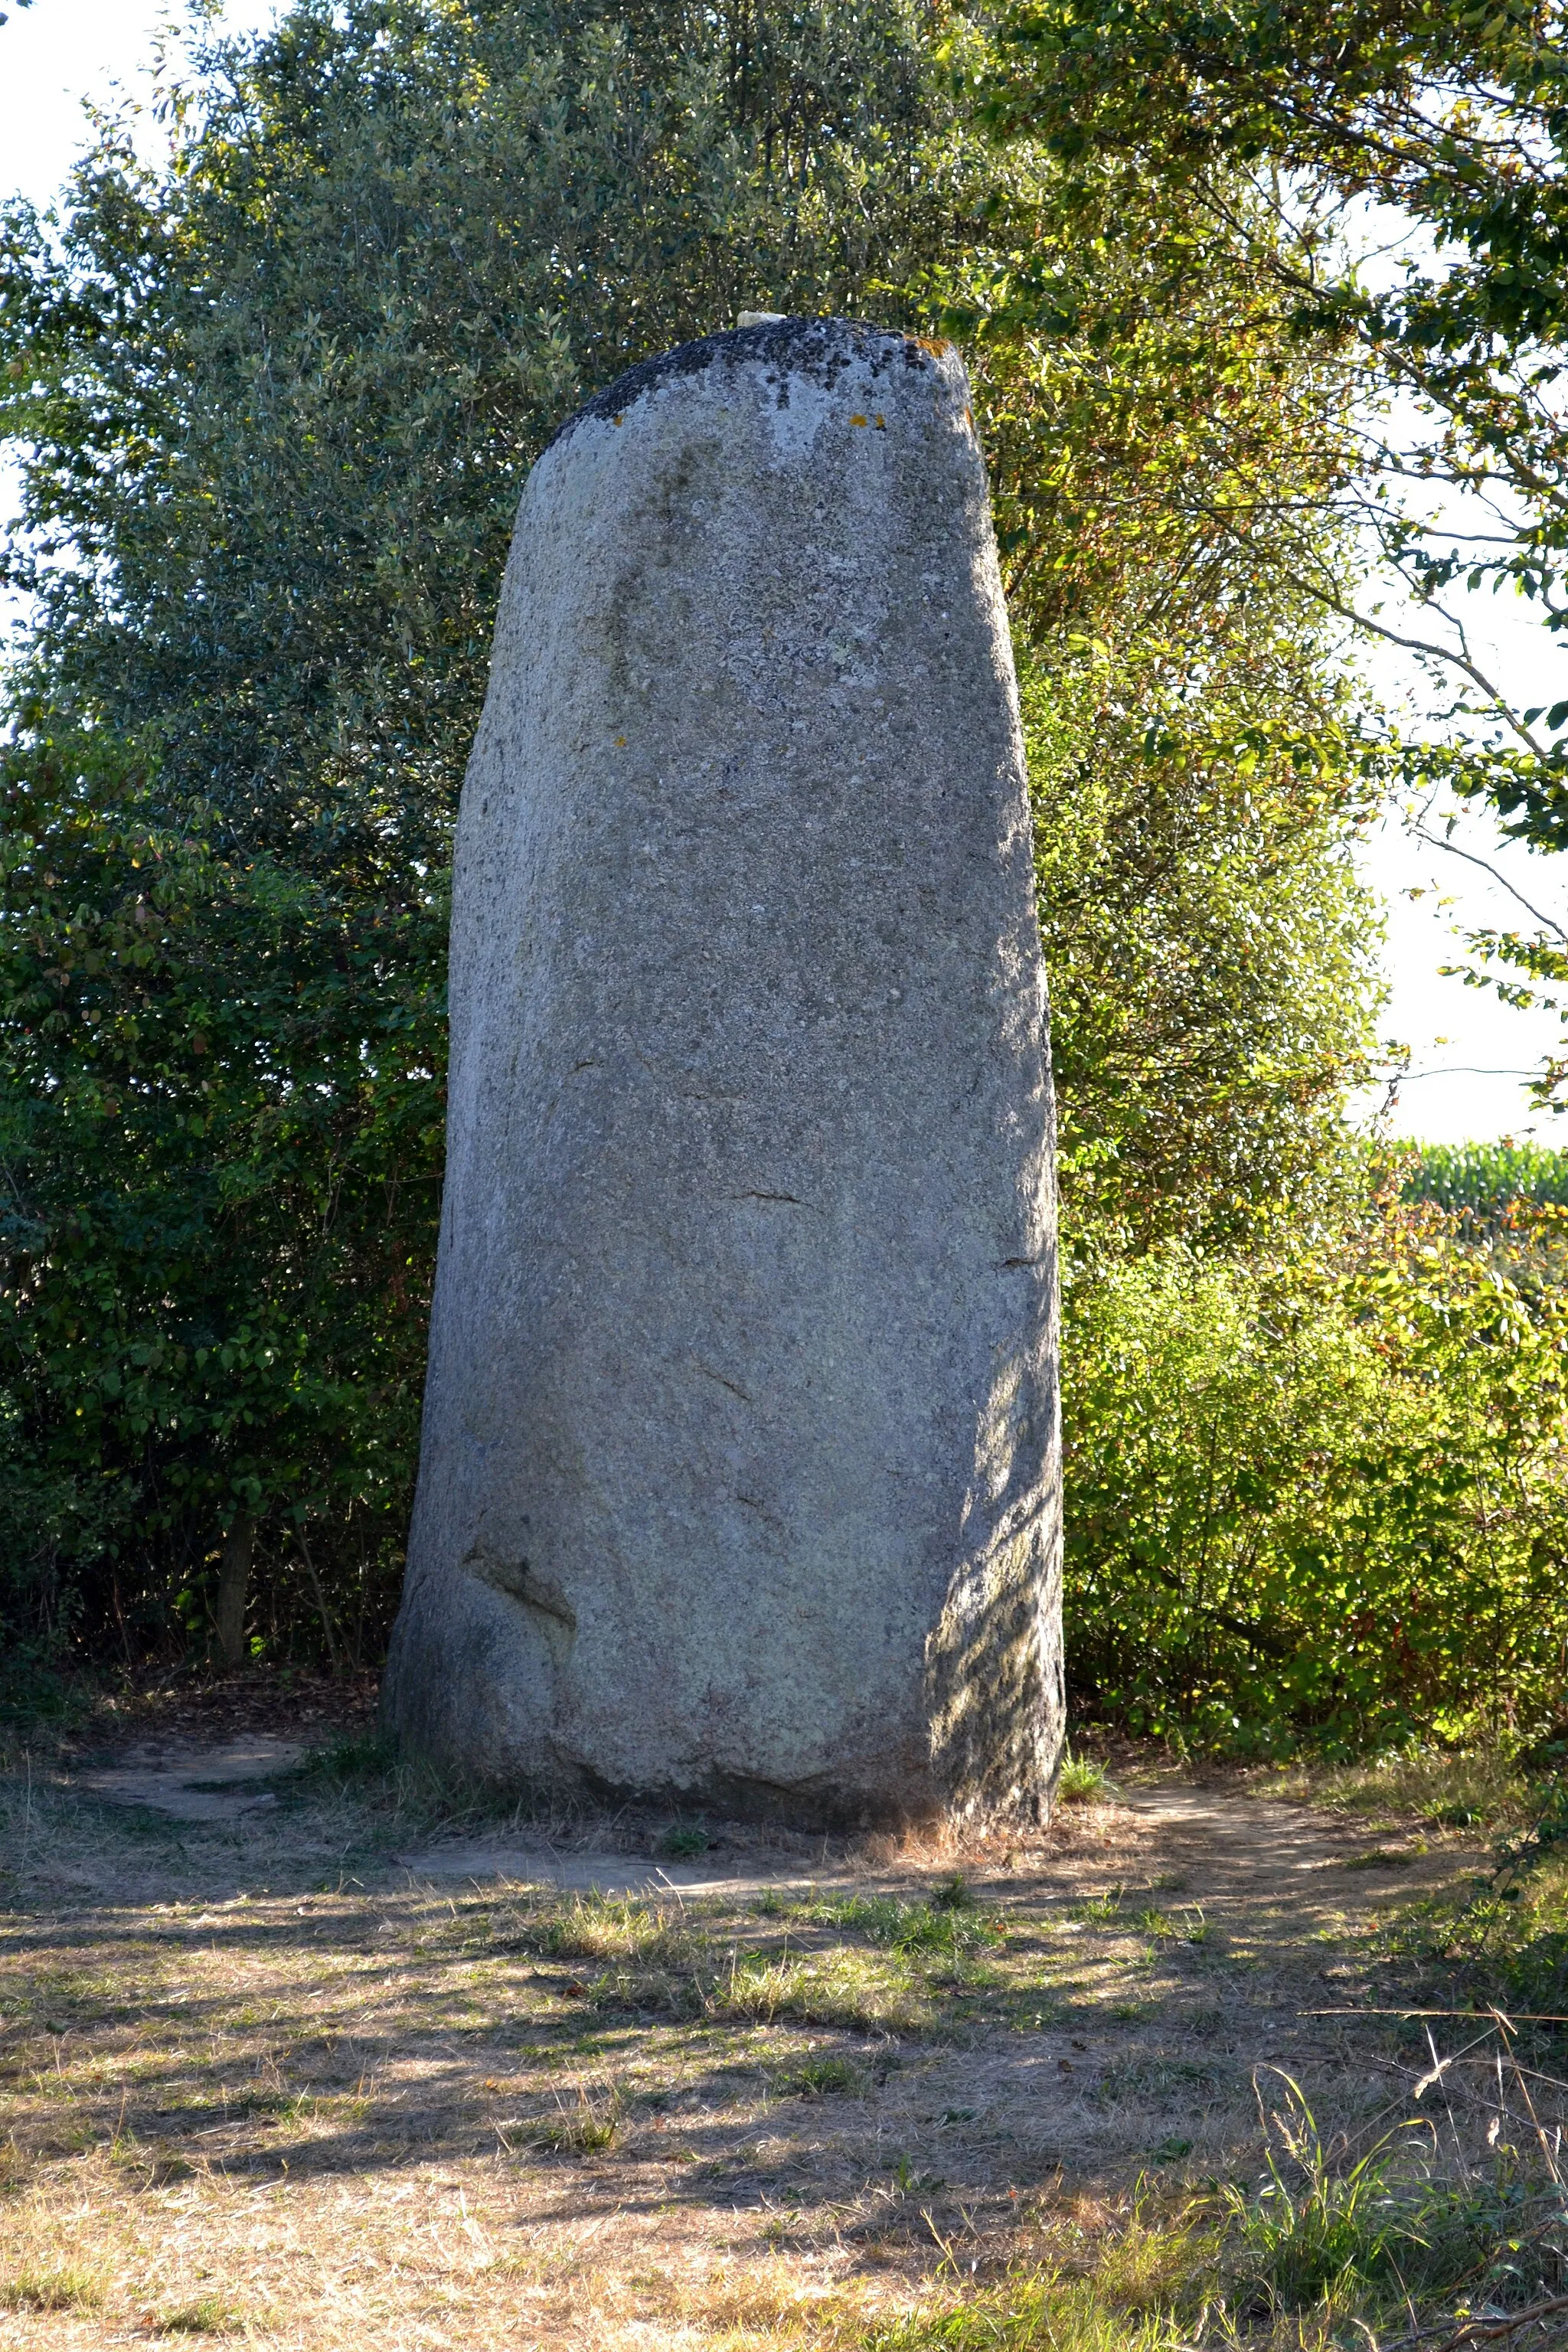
214 1514 253 1667
299 1533 338 1671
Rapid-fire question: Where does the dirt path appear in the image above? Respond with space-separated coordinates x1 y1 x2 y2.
64 1736 1461 1913
0 1740 1484 2349
75 1736 309 1825
1120 1779 1462 1939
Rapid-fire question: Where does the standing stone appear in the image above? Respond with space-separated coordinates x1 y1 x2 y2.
382 316 1063 1824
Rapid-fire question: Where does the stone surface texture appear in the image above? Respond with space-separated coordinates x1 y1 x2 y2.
382 317 1063 1824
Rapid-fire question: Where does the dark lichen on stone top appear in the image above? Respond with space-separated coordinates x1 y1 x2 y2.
547 315 946 453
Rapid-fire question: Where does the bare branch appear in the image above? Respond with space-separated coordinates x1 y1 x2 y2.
1408 823 1568 945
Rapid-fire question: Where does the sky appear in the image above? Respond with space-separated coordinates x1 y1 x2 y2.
1347 586 1568 1146
3 0 1568 1150
0 2 281 187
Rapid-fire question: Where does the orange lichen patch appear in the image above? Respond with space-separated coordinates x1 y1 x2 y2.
911 334 953 358
850 414 869 427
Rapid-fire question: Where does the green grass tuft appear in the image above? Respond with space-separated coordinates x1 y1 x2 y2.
773 2053 864 2097
158 2294 244 2335
532 2081 622 2154
2 2265 104 2311
1058 1749 1113 1806
658 1822 712 1859
859 2271 1189 2350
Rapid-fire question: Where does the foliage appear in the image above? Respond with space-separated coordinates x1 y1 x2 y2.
984 0 1568 853
936 113 1384 1247
1396 1142 1568 1301
929 144 1364 647
1224 2072 1560 2319
1491 1774 1568 1903
0 719 442 1658
1 0 959 861
984 0 1568 1118
863 2105 1563 2343
1063 1195 1568 1753
1388 1843 1568 2066
1224 2076 1422 2311
0 0 1383 1662
1026 651 1379 1250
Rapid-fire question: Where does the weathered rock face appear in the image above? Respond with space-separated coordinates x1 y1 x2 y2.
382 316 1063 1825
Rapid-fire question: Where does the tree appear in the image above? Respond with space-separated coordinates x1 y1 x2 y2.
922 152 1382 1241
0 0 1382 1661
1027 654 1377 1253
986 0 1568 839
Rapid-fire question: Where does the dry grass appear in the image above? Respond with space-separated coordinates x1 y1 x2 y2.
1257 1746 1536 1836
0 1740 1560 2349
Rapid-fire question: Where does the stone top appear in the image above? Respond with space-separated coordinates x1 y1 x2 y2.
547 315 952 452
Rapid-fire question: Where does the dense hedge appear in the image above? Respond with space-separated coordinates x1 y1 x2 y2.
1064 1195 1568 1754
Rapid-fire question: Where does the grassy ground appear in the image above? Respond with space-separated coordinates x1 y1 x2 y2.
1 1713 1564 2349
1252 1749 1541 1837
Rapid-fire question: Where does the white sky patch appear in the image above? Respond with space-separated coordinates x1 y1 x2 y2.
0 2 282 211
1346 433 1568 1145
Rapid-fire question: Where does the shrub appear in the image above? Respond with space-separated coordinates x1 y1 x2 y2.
1063 1197 1568 1753
1058 1749 1112 1805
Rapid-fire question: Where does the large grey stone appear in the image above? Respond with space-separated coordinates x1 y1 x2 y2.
382 316 1063 1825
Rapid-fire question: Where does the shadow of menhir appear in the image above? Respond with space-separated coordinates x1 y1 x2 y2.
382 316 1063 1829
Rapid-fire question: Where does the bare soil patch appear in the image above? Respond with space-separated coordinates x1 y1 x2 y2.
0 1710 1532 2348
